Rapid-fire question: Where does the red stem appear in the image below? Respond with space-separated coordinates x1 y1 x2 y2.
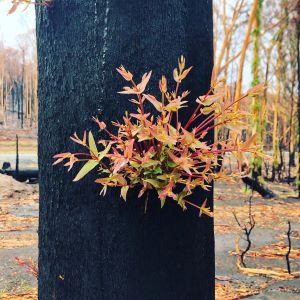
194 94 248 134
184 86 214 130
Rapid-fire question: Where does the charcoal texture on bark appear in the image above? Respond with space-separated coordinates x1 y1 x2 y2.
36 1 214 299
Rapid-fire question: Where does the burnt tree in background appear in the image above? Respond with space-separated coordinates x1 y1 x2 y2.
36 1 214 299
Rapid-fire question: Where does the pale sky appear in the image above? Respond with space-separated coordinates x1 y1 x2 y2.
0 0 35 47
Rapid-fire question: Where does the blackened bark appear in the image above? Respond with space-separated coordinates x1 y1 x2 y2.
16 83 20 120
11 84 15 113
11 86 13 113
37 1 214 299
288 81 296 175
289 151 296 168
20 80 24 128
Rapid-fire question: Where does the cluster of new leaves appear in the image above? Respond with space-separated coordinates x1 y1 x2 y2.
8 0 52 15
54 57 263 216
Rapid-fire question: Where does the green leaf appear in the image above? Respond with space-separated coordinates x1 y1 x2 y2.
142 159 160 168
159 153 166 162
153 166 162 174
167 161 177 168
144 179 163 188
73 160 99 182
129 161 140 169
143 170 152 175
120 186 129 201
98 142 112 161
88 131 98 156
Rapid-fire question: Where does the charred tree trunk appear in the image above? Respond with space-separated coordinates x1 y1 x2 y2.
20 80 24 128
289 151 296 168
242 176 276 198
288 81 296 179
16 83 20 120
37 1 214 299
12 83 15 113
279 142 284 180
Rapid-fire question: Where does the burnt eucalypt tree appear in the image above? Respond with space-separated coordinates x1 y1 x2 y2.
36 1 214 299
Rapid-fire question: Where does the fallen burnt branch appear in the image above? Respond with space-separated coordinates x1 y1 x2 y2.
0 168 38 183
0 135 39 182
282 176 296 184
241 163 275 198
241 176 275 198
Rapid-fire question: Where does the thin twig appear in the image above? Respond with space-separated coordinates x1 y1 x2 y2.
286 220 292 274
233 195 255 267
